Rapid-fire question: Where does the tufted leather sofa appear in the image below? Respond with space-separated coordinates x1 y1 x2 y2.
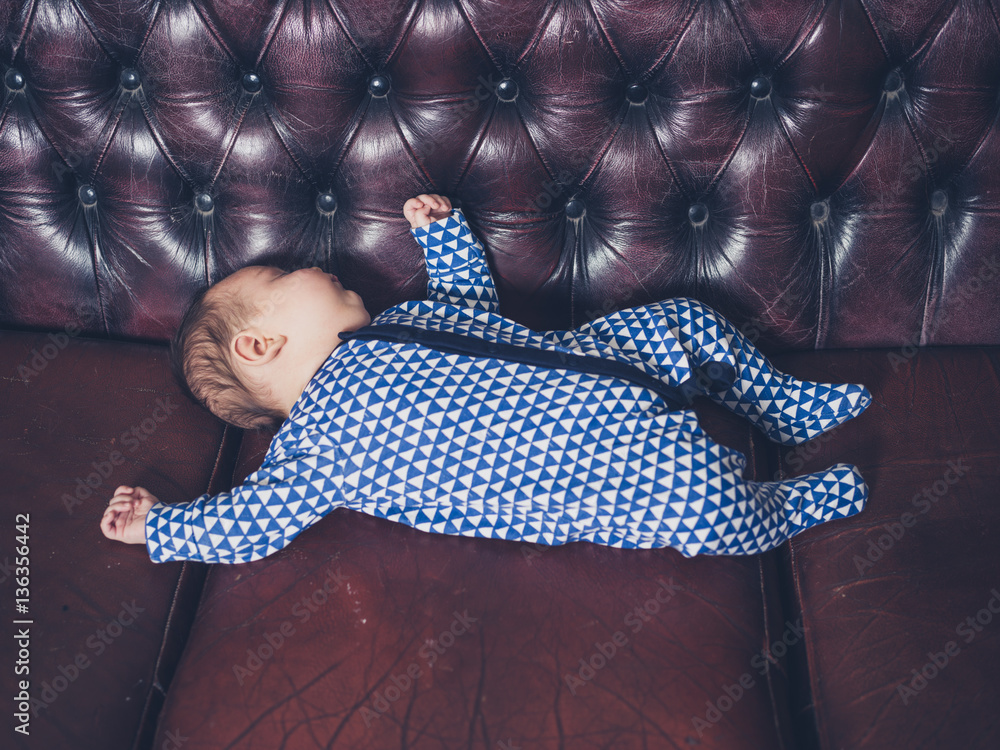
2 1 999 748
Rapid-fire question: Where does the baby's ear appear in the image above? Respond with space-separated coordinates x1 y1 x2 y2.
232 329 284 366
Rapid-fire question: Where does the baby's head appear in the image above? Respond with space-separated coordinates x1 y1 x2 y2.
170 265 370 431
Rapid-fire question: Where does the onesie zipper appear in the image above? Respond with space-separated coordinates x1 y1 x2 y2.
338 323 699 410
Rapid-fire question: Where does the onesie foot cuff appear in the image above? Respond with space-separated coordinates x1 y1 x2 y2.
785 463 869 535
745 380 872 445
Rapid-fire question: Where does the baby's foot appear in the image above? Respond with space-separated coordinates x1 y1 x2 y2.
701 463 868 555
716 376 871 445
782 463 868 535
763 379 871 445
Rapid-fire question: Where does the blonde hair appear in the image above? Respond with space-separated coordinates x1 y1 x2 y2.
169 282 286 432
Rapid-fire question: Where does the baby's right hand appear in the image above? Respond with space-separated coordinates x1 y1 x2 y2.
101 486 157 545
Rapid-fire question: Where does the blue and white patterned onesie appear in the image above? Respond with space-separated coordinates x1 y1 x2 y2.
145 208 871 564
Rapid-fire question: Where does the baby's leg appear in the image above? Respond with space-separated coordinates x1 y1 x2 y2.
639 298 870 445
568 428 868 556
669 461 869 556
658 298 871 444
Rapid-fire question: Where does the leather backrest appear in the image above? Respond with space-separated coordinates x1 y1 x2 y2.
2 0 997 350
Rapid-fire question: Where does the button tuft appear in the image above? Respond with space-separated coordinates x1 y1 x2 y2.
626 83 648 103
5 69 25 90
120 68 140 90
884 70 902 93
242 72 262 93
565 198 585 219
368 75 390 97
750 76 771 99
930 189 948 216
78 185 97 206
195 193 214 213
688 203 709 227
316 192 337 214
496 78 518 102
810 200 830 223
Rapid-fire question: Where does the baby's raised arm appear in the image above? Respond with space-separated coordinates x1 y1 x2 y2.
101 486 156 545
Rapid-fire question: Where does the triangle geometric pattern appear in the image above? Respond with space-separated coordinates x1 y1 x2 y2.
560 296 873 445
411 209 501 313
145 209 869 564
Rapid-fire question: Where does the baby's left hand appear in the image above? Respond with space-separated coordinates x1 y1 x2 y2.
404 194 452 229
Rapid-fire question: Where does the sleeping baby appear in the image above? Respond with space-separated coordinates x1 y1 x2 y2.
101 193 872 562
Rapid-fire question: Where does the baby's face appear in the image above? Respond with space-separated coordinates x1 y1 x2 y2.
218 265 371 358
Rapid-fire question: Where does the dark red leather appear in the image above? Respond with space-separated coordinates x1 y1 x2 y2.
153 402 791 750
0 330 239 750
771 348 1000 750
2 1 998 748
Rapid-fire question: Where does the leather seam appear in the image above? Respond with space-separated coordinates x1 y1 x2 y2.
131 423 238 749
758 553 787 750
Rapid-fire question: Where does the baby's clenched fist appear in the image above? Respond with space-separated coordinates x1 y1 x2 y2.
404 194 452 229
101 485 156 545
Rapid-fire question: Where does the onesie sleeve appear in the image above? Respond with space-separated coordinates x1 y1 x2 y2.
410 207 500 313
143 451 342 564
